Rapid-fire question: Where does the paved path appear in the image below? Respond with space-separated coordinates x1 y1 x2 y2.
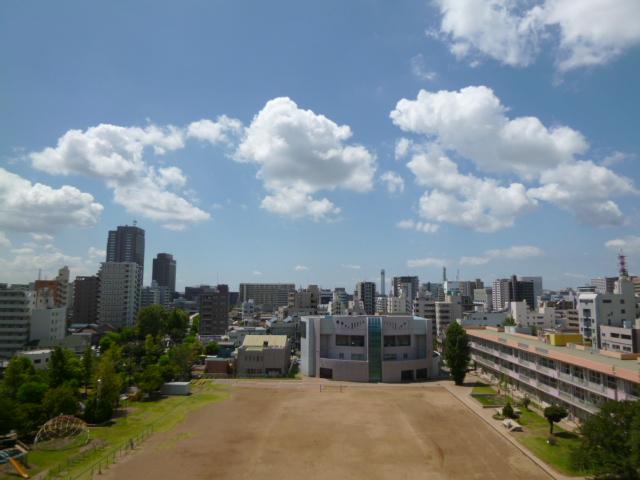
442 374 584 480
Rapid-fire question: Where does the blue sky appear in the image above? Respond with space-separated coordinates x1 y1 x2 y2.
1 0 639 291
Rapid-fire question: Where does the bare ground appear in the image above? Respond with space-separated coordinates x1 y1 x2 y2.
102 383 549 480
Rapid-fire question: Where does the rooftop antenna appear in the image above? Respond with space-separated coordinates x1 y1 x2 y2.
442 266 447 282
618 250 628 277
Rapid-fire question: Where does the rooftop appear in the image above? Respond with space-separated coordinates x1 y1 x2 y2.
241 335 288 349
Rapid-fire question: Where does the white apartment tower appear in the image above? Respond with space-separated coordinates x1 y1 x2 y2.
98 262 143 329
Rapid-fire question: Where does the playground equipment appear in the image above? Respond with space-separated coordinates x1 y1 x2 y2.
34 415 89 451
0 445 30 478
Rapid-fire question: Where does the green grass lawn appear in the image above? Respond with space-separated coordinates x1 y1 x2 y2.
472 394 507 407
16 381 229 480
511 409 586 477
471 383 498 395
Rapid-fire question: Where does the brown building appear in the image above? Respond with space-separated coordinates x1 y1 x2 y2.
199 284 230 336
73 276 100 324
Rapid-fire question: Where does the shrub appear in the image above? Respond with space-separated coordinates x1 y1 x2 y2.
521 396 531 410
502 402 515 419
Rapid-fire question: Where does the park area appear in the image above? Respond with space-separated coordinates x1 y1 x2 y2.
94 381 548 480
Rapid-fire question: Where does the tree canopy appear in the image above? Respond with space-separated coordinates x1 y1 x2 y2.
572 400 640 479
543 405 568 434
443 322 471 385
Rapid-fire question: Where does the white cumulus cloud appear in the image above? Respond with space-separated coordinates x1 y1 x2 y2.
234 97 376 221
29 123 209 230
294 265 309 271
460 245 543 266
391 86 636 230
433 0 640 71
391 86 587 179
605 236 640 254
0 168 103 233
380 171 405 194
396 219 440 234
407 257 446 268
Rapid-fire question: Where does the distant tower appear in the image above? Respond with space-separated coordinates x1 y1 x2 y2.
380 269 386 296
618 251 628 277
442 266 447 282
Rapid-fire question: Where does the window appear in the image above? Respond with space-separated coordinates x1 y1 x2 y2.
351 353 364 361
384 336 396 347
589 371 600 384
336 335 349 346
383 353 397 361
397 335 411 346
350 335 365 347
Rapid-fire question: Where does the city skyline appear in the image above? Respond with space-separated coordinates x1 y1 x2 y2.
1 1 640 290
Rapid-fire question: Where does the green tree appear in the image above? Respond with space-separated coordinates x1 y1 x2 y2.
14 403 47 436
49 347 83 388
543 405 568 435
0 397 16 435
3 357 36 397
443 322 470 385
521 396 531 411
136 365 165 398
99 332 121 352
166 309 188 344
94 348 123 409
143 334 164 367
503 316 516 326
204 341 220 355
82 346 94 396
166 342 199 381
502 402 514 419
16 381 48 404
572 400 640 479
136 305 168 339
43 385 79 417
84 395 113 424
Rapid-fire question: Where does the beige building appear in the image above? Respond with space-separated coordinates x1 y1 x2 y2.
236 335 291 377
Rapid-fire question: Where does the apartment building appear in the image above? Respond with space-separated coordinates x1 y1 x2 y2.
469 327 639 421
435 295 464 338
239 283 295 312
578 276 636 347
0 284 33 359
198 285 230 336
98 262 143 329
30 307 66 344
141 281 172 309
355 281 376 315
600 320 640 353
301 315 435 383
73 276 100 324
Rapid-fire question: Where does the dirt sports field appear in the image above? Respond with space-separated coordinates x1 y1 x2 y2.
103 383 549 480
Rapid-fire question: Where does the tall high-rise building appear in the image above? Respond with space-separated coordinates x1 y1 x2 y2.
106 224 145 273
199 285 230 336
520 276 543 309
392 276 419 300
152 253 176 293
355 281 376 315
510 275 535 310
492 279 511 311
380 269 386 296
0 284 33 359
73 276 100 324
492 276 535 311
98 262 143 329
